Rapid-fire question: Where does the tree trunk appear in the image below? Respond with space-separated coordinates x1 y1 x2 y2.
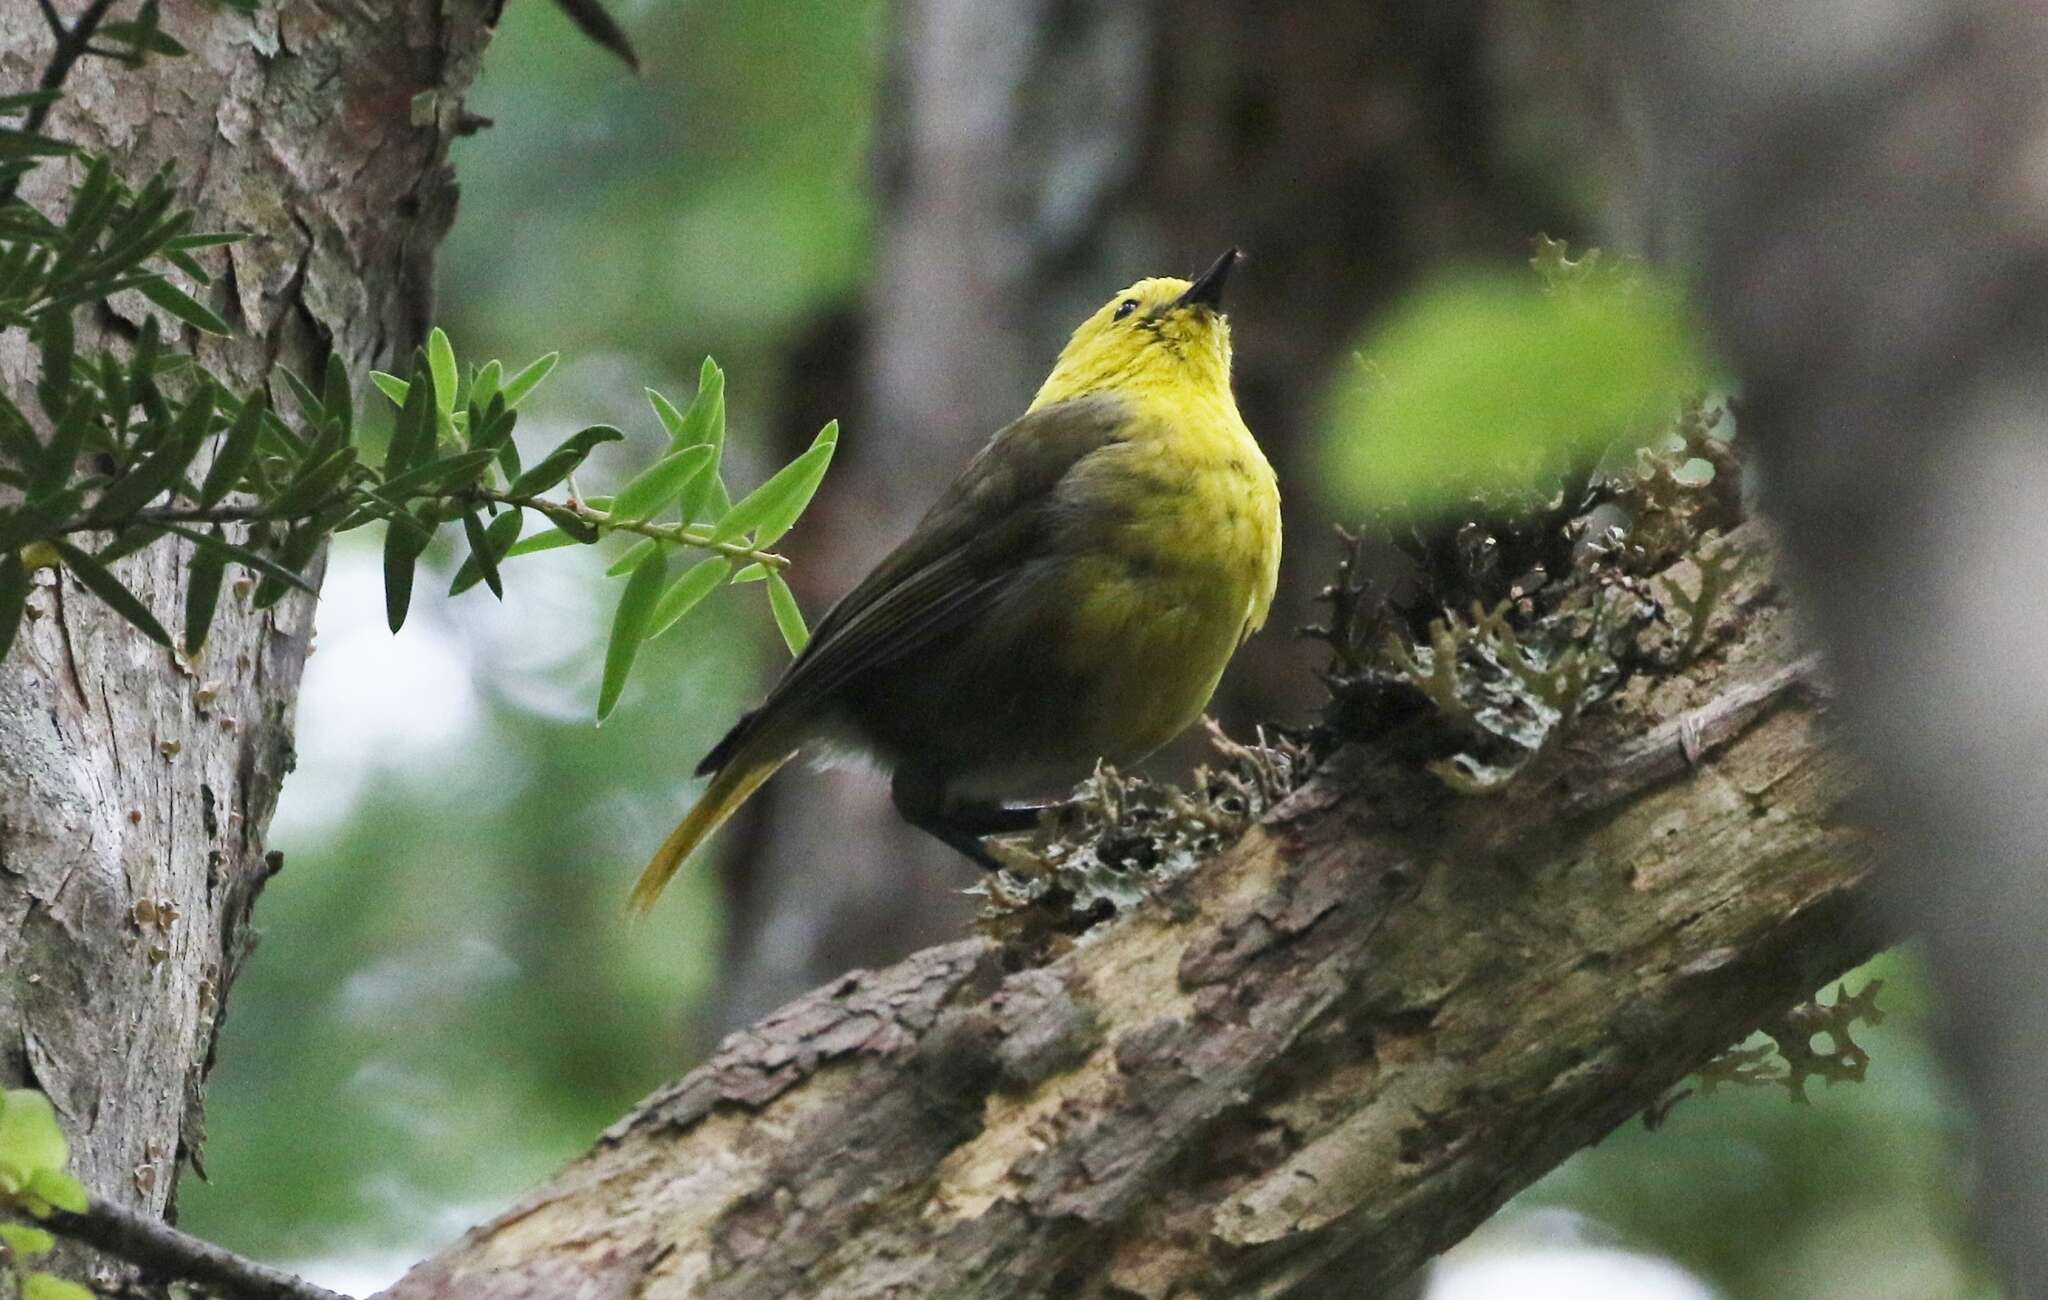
388 524 1881 1299
0 0 491 1282
720 0 1583 1032
1608 3 2048 1291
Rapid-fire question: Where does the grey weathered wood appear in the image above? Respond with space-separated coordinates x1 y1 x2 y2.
386 526 1878 1299
0 0 491 1282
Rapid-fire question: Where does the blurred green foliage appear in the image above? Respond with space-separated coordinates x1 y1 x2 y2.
1323 243 1708 516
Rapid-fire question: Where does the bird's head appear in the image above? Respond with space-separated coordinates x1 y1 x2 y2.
1031 248 1240 410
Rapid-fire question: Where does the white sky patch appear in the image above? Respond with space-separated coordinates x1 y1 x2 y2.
1426 1248 1718 1300
275 543 480 834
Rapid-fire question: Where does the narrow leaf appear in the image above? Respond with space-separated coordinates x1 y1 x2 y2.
384 354 435 475
608 443 714 523
51 541 172 647
766 570 808 654
182 527 228 654
427 327 458 415
648 556 730 639
504 526 580 558
605 537 658 578
708 431 837 546
159 522 316 595
322 350 353 439
452 509 520 599
470 359 503 411
383 513 429 633
506 424 623 498
199 391 264 507
136 274 231 335
597 548 667 722
752 419 838 546
500 351 559 408
369 371 410 407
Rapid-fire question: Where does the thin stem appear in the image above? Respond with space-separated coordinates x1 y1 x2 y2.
50 486 791 570
46 1196 352 1300
489 489 788 568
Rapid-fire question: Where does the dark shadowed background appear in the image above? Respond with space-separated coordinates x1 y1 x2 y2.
175 4 1988 1296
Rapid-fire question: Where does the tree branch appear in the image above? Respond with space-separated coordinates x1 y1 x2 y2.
382 522 1880 1299
46 1197 348 1300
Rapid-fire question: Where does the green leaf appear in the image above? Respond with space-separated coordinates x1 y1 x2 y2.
93 386 214 520
384 353 435 475
383 512 430 633
708 427 837 546
0 1090 67 1176
0 551 27 664
369 371 410 407
163 231 246 252
605 536 659 578
597 548 667 722
500 351 559 408
766 569 808 655
0 1222 54 1256
199 391 265 507
158 522 315 595
503 527 581 558
24 1271 96 1300
506 425 623 498
322 350 353 440
648 556 730 639
1322 270 1710 513
656 357 727 521
29 395 90 501
136 273 231 335
729 562 768 583
182 526 228 654
451 509 520 599
470 359 503 411
23 1167 85 1215
50 542 172 647
751 420 838 546
265 446 357 516
427 326 458 416
375 447 496 500
609 443 715 524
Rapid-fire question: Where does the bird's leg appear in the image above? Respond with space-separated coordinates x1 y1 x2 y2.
891 769 1053 871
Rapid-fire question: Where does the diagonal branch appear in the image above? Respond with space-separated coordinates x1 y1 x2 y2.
46 1196 347 1300
380 521 1880 1299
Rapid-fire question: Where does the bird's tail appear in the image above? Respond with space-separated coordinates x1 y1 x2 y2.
627 744 795 917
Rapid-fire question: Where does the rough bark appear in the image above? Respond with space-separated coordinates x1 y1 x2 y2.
0 0 492 1279
388 522 1878 1299
1609 3 2048 1291
722 0 1581 1032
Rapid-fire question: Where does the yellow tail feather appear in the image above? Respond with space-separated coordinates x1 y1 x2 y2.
627 750 795 916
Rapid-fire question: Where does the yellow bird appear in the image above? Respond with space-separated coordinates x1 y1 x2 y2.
629 249 1281 913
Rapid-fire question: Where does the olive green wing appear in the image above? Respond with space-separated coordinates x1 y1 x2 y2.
698 394 1126 774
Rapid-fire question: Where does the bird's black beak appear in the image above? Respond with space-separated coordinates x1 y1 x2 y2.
1175 247 1239 310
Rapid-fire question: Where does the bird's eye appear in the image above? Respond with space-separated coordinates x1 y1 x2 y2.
1113 299 1140 321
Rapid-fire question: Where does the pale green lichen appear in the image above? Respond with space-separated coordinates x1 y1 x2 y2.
972 722 1308 939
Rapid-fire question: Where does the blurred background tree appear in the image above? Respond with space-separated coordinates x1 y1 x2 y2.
176 3 1988 1297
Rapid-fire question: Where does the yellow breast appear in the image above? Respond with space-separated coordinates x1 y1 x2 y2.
1052 390 1281 759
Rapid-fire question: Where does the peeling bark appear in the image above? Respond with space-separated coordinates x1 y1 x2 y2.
0 0 492 1279
389 526 1877 1298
